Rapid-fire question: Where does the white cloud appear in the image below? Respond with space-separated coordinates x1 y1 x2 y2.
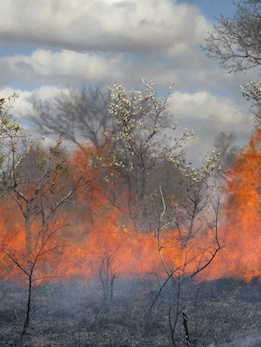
0 86 70 121
0 46 253 96
0 49 127 87
0 87 33 119
0 0 210 55
0 0 253 95
169 91 248 124
168 91 253 162
0 0 255 162
0 86 253 164
0 86 73 146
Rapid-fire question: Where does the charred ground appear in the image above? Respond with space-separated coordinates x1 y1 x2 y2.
1 277 261 347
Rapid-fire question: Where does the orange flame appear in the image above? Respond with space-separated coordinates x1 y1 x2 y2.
203 128 261 281
0 130 260 284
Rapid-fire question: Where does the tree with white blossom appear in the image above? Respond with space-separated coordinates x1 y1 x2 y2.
241 79 261 125
107 81 193 231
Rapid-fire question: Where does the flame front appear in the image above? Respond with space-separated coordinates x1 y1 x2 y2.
0 130 260 284
204 129 261 281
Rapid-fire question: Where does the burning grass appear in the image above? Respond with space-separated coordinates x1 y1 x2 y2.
0 117 260 346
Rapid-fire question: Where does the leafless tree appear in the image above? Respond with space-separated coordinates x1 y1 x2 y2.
29 87 114 149
1 140 90 343
99 244 121 304
149 152 222 346
214 131 239 167
3 224 67 343
204 0 261 139
203 0 261 73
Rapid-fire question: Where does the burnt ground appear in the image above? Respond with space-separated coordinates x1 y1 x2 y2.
1 277 261 347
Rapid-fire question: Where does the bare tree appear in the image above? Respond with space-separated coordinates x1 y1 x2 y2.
29 87 114 149
1 140 90 343
3 224 67 342
204 0 261 73
149 152 222 346
214 131 239 167
204 0 261 125
99 244 121 304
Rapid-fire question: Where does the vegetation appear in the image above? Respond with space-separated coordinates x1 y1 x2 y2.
204 0 261 73
204 0 261 125
0 1 260 342
0 81 225 346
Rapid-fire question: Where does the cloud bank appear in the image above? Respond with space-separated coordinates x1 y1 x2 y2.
0 0 254 160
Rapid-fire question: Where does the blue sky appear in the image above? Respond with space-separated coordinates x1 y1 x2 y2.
179 0 236 20
0 0 255 161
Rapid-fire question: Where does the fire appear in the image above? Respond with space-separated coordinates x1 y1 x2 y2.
0 129 260 284
204 128 261 281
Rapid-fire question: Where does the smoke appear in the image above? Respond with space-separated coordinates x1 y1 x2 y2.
209 333 261 347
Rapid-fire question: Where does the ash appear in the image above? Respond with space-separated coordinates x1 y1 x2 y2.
1 277 261 347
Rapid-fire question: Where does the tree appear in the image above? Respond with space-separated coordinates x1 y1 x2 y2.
204 0 261 73
214 131 239 166
107 81 192 232
204 0 261 126
241 78 261 125
0 96 91 342
1 141 90 343
29 87 114 149
149 152 222 346
29 82 194 233
0 94 27 196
